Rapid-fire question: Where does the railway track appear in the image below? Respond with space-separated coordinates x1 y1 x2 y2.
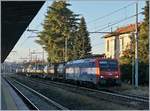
3 76 68 110
57 78 149 101
18 75 149 103
52 80 149 102
10 74 149 109
100 88 149 101
47 80 148 103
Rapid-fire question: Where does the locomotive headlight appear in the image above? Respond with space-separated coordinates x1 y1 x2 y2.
115 75 119 78
100 76 104 78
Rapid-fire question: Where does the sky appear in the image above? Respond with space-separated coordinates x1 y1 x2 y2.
6 0 145 62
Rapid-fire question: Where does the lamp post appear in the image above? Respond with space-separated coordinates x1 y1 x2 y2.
130 32 135 86
135 2 139 88
65 37 68 62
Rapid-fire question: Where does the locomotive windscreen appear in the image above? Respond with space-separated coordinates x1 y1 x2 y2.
99 60 118 71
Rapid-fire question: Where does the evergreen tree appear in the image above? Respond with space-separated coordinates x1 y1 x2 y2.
119 1 149 84
75 17 91 59
139 1 149 64
119 1 149 64
36 1 79 63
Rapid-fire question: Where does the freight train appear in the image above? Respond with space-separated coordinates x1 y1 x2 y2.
16 58 121 85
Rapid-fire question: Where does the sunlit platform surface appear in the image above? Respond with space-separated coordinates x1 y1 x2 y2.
1 77 28 110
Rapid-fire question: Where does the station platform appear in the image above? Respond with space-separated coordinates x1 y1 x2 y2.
1 77 29 110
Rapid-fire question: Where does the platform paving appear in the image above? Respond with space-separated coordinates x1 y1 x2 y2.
1 77 29 110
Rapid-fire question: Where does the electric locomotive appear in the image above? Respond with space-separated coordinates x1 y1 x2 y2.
65 58 121 85
16 57 121 86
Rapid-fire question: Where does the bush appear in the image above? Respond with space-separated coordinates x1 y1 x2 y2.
138 63 149 85
120 64 132 83
120 63 149 85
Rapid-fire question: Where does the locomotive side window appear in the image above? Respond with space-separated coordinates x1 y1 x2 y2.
90 62 96 67
109 61 118 71
99 60 118 71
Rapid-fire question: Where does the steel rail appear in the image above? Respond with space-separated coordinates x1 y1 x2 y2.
101 89 149 100
11 74 149 105
12 79 69 110
4 76 69 110
4 77 39 110
22 76 149 103
61 82 149 103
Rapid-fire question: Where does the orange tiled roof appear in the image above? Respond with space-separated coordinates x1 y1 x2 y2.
116 24 135 33
103 23 141 38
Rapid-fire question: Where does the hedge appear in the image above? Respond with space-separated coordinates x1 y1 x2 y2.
120 63 149 85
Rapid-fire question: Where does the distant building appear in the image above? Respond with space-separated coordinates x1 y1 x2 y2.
103 23 141 59
81 54 106 59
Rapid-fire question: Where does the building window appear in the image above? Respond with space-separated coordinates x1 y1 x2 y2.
122 37 124 50
115 38 117 51
107 40 109 52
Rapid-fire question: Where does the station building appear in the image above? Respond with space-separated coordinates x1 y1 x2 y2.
103 23 141 59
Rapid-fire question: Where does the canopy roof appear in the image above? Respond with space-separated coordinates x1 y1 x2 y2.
1 1 45 63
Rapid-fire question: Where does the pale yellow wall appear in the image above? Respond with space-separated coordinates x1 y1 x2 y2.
119 33 131 57
105 36 115 58
105 33 132 58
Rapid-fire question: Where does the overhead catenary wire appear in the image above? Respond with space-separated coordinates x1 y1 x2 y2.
19 1 136 47
19 13 43 47
94 11 143 32
15 1 142 61
88 2 138 32
87 2 136 24
17 1 50 48
90 5 142 58
89 12 143 54
13 1 50 62
88 12 142 49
